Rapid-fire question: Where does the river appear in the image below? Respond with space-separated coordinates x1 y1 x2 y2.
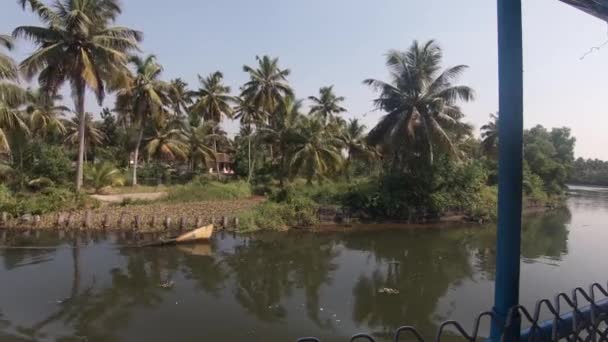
0 186 607 341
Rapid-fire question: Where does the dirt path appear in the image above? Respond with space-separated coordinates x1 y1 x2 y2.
90 192 168 203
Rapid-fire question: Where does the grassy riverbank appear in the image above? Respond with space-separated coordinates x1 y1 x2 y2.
0 176 566 232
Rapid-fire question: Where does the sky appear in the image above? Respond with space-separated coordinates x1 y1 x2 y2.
1 0 607 159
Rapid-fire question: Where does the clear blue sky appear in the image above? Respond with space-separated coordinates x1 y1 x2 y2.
1 0 607 159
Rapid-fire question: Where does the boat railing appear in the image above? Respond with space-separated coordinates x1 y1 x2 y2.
296 281 608 342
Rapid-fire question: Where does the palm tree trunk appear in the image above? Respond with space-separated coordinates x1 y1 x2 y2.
421 114 434 165
75 81 86 191
345 152 352 181
247 123 252 183
213 123 221 180
132 127 144 186
214 138 221 181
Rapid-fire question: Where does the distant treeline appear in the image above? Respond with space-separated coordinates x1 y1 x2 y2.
570 158 608 186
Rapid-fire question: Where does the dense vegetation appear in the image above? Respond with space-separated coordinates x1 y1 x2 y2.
0 0 576 229
570 158 608 186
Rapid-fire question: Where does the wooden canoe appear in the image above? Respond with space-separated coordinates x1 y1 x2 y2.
140 225 214 247
175 224 214 243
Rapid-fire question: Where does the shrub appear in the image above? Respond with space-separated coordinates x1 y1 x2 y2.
165 181 252 203
465 185 498 222
30 145 73 185
85 162 125 193
0 187 98 216
27 177 56 191
237 196 318 232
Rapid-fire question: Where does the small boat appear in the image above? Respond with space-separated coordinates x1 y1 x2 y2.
175 224 214 243
140 225 214 247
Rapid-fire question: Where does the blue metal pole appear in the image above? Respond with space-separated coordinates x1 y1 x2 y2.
491 0 524 340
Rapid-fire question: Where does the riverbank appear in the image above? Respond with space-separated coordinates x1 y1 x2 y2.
0 177 566 233
0 197 265 232
311 204 556 233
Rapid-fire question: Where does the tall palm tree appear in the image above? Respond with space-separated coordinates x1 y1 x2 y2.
340 118 374 179
0 34 16 80
190 71 234 177
242 55 293 127
64 112 106 162
15 0 141 190
190 71 234 123
0 34 22 101
145 121 188 162
308 86 346 123
234 96 265 182
115 55 170 186
168 78 191 119
289 116 343 184
0 34 27 154
183 121 217 172
259 95 303 185
481 113 498 157
25 89 68 138
364 40 474 166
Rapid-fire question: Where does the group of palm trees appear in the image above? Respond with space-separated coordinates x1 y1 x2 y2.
1 0 479 191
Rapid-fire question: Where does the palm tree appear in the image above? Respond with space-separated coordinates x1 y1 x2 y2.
242 55 293 127
85 162 125 193
481 113 498 156
0 34 23 102
190 71 234 177
234 96 265 182
364 40 474 166
145 121 188 162
25 89 68 138
0 34 27 155
15 0 141 190
115 55 171 186
0 34 16 80
308 86 346 123
289 116 344 184
259 95 303 185
65 113 106 162
168 78 191 119
340 118 374 179
183 122 217 172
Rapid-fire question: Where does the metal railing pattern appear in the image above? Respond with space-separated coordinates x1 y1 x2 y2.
296 282 608 342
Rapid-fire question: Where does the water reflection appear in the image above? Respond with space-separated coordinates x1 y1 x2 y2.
223 233 338 326
346 231 473 339
0 199 580 341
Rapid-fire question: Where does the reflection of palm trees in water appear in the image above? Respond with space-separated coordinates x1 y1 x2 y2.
346 231 473 339
15 239 225 341
223 234 338 326
16 237 84 340
470 207 572 278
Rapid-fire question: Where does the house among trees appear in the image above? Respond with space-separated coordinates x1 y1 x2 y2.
208 153 235 174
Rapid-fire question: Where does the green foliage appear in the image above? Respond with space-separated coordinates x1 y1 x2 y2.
24 144 73 185
27 177 55 191
165 180 252 203
343 159 493 220
524 125 575 195
85 162 125 193
570 158 608 186
0 186 97 216
237 196 318 232
365 40 474 168
523 161 548 204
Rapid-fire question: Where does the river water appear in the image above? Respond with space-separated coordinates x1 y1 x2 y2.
0 186 607 341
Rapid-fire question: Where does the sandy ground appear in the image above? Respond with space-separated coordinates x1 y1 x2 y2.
90 192 168 203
